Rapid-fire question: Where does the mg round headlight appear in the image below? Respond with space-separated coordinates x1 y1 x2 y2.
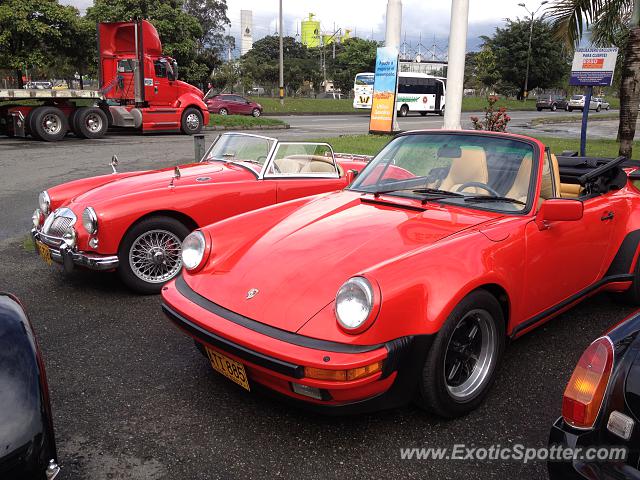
38 191 50 215
181 231 206 271
335 277 374 331
62 228 76 248
82 207 98 234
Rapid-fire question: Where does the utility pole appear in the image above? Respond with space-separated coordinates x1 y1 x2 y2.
519 2 548 101
443 0 469 130
385 0 402 132
279 0 284 105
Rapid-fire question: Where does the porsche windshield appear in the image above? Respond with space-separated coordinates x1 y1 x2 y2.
204 134 275 173
350 133 540 212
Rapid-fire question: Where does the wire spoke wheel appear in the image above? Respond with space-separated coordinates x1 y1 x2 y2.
128 229 183 284
443 309 497 401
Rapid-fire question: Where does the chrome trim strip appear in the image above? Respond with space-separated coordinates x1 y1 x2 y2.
32 230 119 271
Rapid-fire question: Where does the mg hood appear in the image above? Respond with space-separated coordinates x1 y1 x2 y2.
186 191 499 333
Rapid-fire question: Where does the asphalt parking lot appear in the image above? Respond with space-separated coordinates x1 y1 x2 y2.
0 128 636 479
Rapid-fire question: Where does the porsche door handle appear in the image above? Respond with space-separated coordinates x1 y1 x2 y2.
601 211 615 221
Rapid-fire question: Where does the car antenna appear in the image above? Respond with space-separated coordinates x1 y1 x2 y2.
110 154 119 174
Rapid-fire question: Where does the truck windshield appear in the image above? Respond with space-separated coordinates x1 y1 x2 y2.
203 134 275 174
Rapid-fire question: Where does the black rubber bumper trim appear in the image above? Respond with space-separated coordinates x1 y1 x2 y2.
163 303 305 378
174 275 384 354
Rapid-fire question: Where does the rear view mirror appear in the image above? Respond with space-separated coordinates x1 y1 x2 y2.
438 145 462 158
536 199 583 230
345 169 358 184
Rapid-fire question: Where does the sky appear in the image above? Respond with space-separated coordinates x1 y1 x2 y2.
61 0 546 57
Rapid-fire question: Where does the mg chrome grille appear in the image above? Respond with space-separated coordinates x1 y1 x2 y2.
42 208 77 238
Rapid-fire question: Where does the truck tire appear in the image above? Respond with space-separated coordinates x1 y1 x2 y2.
28 107 44 140
117 216 191 294
399 104 409 117
181 107 203 135
74 107 108 139
31 106 68 142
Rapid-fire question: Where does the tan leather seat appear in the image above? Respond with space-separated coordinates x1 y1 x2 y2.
274 157 304 174
506 153 532 204
439 147 489 194
300 160 338 174
560 183 583 198
542 154 561 199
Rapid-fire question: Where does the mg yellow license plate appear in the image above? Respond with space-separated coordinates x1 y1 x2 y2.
205 347 250 391
36 240 53 266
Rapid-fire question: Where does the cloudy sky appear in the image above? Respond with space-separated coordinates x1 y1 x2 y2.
61 0 546 56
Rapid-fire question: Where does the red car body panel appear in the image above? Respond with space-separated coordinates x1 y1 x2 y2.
162 130 640 411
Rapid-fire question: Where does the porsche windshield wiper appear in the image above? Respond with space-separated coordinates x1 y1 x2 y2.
463 195 526 206
372 187 465 198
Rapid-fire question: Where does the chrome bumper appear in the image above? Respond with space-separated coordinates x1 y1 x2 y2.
31 229 119 272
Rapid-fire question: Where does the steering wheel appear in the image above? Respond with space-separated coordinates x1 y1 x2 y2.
256 155 267 163
456 182 500 196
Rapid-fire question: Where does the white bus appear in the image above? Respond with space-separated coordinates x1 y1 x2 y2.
352 72 446 116
353 72 374 109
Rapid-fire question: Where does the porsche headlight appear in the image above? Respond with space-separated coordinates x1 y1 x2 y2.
335 277 374 331
38 191 51 215
181 231 206 271
82 207 98 234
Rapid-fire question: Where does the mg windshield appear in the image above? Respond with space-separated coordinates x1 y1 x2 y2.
203 134 275 174
349 133 538 213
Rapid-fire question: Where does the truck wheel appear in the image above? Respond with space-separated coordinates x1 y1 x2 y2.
31 106 68 142
420 111 428 116
416 289 505 418
74 107 108 139
399 105 409 117
118 216 191 294
536 107 543 112
181 107 203 135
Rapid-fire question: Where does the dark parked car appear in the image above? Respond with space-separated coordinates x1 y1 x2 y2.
537 94 569 112
205 94 263 117
0 293 60 479
548 311 640 479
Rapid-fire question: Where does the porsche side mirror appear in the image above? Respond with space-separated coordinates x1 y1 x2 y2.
345 169 358 184
536 198 583 230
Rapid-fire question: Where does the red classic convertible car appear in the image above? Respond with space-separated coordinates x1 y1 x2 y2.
31 133 367 293
162 130 640 417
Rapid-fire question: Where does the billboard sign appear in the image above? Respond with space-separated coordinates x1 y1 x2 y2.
569 48 618 86
369 47 399 133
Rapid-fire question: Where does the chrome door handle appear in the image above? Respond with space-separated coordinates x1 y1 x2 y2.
601 211 615 221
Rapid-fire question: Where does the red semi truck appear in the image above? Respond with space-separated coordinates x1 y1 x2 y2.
0 20 209 141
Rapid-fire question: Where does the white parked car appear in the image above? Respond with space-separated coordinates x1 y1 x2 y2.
568 95 604 112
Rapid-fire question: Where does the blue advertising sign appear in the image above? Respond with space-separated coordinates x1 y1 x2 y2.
369 47 399 133
569 48 619 87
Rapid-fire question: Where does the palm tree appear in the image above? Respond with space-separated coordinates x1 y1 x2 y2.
548 0 640 158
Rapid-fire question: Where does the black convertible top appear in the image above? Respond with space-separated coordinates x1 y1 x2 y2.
556 153 635 195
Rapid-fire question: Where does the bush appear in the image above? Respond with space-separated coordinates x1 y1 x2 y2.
470 96 511 132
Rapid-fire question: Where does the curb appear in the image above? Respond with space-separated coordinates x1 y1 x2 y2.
262 111 364 117
205 124 290 131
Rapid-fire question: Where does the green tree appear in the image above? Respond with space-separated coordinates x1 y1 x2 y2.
331 38 378 93
0 0 78 87
547 0 640 157
482 19 570 99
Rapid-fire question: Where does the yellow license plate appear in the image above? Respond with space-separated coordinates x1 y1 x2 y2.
36 240 53 266
205 347 250 391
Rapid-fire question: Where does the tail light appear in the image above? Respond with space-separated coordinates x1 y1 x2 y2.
562 337 614 429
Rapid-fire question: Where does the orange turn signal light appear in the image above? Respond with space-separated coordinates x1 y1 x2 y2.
304 361 383 382
562 337 614 429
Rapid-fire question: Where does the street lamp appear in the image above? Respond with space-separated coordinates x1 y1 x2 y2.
518 1 548 101
278 0 284 105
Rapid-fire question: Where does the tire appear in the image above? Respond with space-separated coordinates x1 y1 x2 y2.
438 106 445 116
565 105 570 111
568 108 573 112
416 289 505 418
551 104 557 112
420 111 428 116
606 105 610 111
537 107 543 112
74 107 108 139
117 216 191 294
399 105 409 117
218 108 228 116
68 109 81 137
180 107 203 135
31 106 68 142
28 107 45 140
596 105 601 112
252 108 261 117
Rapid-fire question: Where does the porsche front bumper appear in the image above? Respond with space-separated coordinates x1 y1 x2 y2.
162 275 432 414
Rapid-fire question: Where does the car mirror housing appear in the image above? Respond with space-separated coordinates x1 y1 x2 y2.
536 198 583 230
345 169 358 184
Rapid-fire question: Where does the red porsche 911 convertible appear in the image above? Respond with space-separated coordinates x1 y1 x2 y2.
162 130 640 417
31 133 367 293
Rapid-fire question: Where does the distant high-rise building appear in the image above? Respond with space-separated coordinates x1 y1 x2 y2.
240 10 253 55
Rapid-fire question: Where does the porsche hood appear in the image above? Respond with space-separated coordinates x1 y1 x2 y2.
184 191 500 333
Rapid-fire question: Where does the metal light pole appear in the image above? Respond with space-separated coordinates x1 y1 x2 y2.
278 0 284 105
384 0 402 131
518 1 548 101
443 0 469 130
